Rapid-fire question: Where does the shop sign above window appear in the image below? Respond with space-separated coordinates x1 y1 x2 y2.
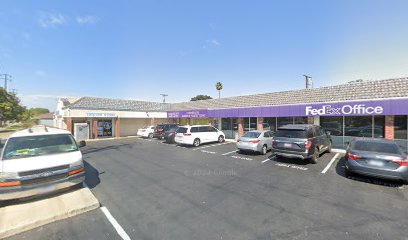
305 104 383 116
86 112 117 117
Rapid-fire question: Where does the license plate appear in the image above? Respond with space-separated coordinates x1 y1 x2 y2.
39 185 56 194
284 143 292 148
369 160 384 167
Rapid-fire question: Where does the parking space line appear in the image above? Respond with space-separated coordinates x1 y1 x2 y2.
193 142 229 150
262 158 270 163
321 153 340 174
222 150 238 156
101 206 131 240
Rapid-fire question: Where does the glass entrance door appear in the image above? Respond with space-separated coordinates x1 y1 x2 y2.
98 120 113 137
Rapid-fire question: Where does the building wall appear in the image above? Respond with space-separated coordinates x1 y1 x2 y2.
120 118 150 136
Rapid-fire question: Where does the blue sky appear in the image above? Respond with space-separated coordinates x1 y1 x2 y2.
1 0 408 111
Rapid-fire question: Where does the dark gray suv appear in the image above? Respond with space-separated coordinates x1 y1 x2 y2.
272 124 332 164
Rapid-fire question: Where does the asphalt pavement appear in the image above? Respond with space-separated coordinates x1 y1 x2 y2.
7 137 408 240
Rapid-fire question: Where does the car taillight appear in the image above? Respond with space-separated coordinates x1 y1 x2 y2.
272 140 277 147
347 151 362 161
305 141 312 150
169 133 174 136
183 133 191 136
391 158 408 166
251 140 260 144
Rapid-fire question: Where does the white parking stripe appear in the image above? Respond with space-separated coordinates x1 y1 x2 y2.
222 150 238 156
321 153 340 174
261 158 270 163
193 142 228 150
101 206 131 240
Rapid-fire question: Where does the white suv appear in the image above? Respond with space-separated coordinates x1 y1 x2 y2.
175 125 225 147
0 125 86 201
137 125 155 138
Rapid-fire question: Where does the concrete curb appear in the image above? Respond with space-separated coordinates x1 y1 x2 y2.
86 135 140 142
0 187 100 239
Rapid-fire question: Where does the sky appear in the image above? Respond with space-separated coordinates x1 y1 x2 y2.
1 0 408 111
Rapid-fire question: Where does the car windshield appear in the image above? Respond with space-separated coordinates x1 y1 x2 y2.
176 127 188 133
242 132 261 138
2 134 79 160
275 129 307 138
353 141 401 154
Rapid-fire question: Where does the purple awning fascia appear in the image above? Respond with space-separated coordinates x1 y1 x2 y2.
168 98 408 118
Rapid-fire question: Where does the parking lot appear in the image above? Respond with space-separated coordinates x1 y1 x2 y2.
6 137 408 240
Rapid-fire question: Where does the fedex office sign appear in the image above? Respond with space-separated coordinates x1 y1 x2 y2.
305 104 383 116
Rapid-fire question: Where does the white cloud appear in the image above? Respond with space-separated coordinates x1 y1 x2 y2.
76 15 99 25
203 39 221 48
35 70 47 77
39 12 66 28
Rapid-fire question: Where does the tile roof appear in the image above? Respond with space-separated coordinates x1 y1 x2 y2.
34 112 54 119
66 77 408 112
170 77 408 111
67 96 171 111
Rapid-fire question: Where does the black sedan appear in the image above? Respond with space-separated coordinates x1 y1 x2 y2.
163 128 178 143
345 138 408 183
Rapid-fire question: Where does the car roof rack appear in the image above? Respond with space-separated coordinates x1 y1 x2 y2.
28 125 50 133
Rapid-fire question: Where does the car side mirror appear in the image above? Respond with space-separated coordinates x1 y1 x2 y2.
79 140 86 148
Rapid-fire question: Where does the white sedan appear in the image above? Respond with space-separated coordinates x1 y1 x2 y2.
137 126 155 138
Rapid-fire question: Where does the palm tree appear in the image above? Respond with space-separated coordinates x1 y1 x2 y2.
216 82 223 99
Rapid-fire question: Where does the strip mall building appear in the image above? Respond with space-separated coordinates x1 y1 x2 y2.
55 77 408 149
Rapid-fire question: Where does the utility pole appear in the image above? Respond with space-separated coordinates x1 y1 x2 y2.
160 94 168 103
0 74 12 91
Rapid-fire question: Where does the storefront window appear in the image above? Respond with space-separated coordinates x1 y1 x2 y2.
344 116 372 137
394 116 407 140
374 116 385 138
98 120 113 137
394 115 408 152
221 118 238 139
277 117 293 128
294 117 308 124
263 117 277 132
320 116 343 136
243 117 257 131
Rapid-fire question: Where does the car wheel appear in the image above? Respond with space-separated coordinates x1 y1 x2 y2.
261 145 267 155
193 138 201 147
326 142 332 153
309 147 318 164
218 135 225 143
148 133 153 139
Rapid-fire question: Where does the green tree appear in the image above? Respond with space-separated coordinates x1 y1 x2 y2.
215 82 223 99
0 87 26 126
26 108 50 117
190 95 213 101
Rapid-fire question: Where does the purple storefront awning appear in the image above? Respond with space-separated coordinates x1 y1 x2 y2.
168 98 408 118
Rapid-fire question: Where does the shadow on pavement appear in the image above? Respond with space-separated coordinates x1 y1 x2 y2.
335 156 403 188
273 155 310 166
84 161 101 189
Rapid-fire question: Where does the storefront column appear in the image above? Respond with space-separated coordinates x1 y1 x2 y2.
150 118 156 126
66 117 73 134
307 117 314 124
385 115 395 139
92 119 98 139
115 118 121 138
238 117 244 137
257 117 264 131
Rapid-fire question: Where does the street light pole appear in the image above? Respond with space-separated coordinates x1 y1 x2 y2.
160 94 168 103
